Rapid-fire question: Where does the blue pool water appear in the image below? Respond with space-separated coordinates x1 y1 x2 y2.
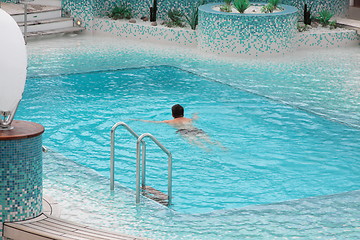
21 36 360 239
20 65 360 214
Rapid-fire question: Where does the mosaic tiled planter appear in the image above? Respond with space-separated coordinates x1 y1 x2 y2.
0 120 44 233
197 3 298 56
296 29 360 49
93 18 197 47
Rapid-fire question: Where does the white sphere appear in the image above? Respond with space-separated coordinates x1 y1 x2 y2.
0 9 27 112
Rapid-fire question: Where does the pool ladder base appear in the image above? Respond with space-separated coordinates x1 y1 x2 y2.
110 121 173 207
141 186 169 206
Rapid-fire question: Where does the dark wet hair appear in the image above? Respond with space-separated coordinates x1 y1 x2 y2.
172 104 184 118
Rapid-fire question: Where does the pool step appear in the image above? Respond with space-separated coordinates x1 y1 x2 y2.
11 7 62 22
141 186 169 206
18 17 74 33
3 2 85 38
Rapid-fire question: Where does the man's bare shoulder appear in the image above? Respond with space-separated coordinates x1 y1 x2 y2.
164 117 193 129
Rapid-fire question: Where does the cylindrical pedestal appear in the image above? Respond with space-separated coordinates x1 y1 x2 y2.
0 120 44 233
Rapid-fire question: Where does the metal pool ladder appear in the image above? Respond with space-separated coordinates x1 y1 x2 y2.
110 122 173 206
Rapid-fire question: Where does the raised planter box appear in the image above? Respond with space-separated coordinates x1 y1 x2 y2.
92 18 197 47
197 2 298 56
92 15 359 56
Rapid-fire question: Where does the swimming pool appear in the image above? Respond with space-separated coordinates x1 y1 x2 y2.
21 36 360 239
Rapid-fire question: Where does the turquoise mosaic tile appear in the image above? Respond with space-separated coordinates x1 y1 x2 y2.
0 135 43 233
296 29 360 49
197 3 298 56
62 0 94 29
89 0 349 19
93 19 197 47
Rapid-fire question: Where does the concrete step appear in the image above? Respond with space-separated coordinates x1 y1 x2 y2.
18 17 74 33
26 26 85 37
3 2 85 38
11 7 62 22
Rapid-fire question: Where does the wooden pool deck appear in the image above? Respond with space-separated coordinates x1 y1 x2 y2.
2 196 151 240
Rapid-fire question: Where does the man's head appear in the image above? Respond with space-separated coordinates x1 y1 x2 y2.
172 104 184 118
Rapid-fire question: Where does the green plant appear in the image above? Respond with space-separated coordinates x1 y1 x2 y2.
109 5 132 20
268 0 281 8
233 0 250 13
184 0 205 30
220 0 233 12
220 4 232 12
165 9 185 28
315 10 333 26
261 0 282 13
329 20 337 29
261 3 275 13
297 23 310 32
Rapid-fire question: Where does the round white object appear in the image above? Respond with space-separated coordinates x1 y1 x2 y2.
0 9 27 112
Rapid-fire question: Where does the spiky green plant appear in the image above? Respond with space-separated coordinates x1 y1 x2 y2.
184 0 205 30
269 0 281 8
221 0 233 12
165 9 185 28
233 0 250 13
329 20 337 29
261 3 275 13
315 10 334 26
220 4 232 12
109 5 132 20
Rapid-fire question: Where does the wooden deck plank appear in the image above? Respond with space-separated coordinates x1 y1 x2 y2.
63 230 137 240
3 214 151 240
44 216 140 239
4 223 77 240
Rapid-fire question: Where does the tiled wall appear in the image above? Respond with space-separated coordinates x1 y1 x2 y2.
58 0 349 30
93 18 197 47
0 135 43 233
197 3 298 56
62 0 94 29
296 30 360 48
89 0 349 19
92 17 359 56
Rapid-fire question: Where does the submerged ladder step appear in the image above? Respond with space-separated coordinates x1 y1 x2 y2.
141 186 169 206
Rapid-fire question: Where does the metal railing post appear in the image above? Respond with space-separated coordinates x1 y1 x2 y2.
21 0 34 44
136 133 172 206
23 2 28 43
110 122 144 190
110 122 172 207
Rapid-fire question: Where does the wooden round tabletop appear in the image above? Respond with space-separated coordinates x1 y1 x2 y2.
0 120 44 140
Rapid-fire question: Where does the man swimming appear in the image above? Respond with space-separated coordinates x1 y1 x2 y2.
132 104 225 151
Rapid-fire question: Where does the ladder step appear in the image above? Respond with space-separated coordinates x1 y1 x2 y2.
141 186 169 206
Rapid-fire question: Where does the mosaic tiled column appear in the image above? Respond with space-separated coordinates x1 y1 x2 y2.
0 120 44 234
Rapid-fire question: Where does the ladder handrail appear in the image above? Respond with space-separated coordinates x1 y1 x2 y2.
110 121 145 190
136 133 172 206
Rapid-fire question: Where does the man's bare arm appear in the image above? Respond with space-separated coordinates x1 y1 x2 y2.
130 119 169 123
